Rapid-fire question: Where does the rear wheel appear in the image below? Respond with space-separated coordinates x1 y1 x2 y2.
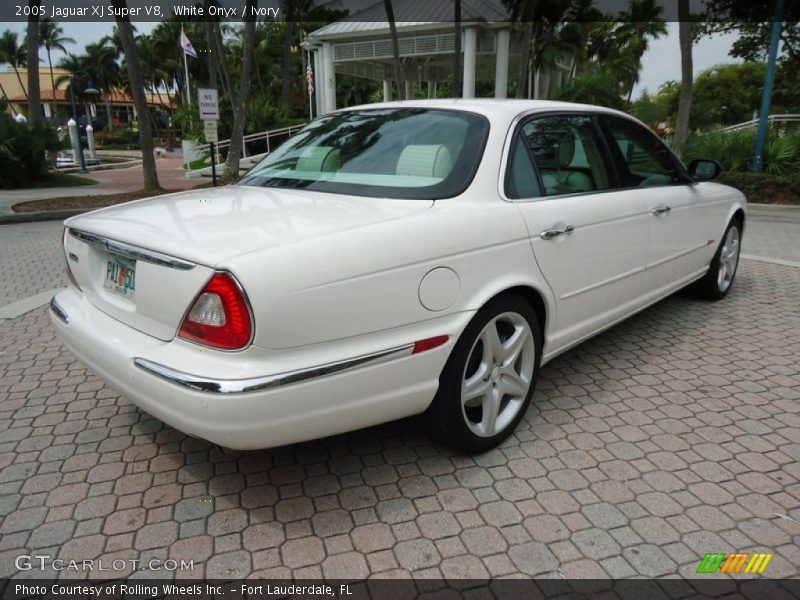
426 295 542 453
691 218 742 301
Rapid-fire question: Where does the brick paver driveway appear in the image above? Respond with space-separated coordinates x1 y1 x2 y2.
1 213 799 580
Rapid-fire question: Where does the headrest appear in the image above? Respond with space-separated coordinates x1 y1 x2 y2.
557 134 575 168
296 146 342 172
396 145 453 179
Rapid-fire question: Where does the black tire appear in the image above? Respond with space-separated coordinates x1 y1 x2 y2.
426 294 542 453
690 218 742 301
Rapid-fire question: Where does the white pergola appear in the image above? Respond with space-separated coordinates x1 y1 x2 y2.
302 0 574 115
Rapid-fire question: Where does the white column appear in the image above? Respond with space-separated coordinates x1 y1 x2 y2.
313 49 325 116
404 80 413 100
383 79 391 102
494 29 510 99
44 102 53 118
86 124 97 160
462 27 477 99
322 41 336 113
67 118 81 165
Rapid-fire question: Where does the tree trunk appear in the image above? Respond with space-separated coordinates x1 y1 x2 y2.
213 21 233 102
0 80 18 115
515 3 535 99
281 1 295 111
203 6 218 90
384 0 403 100
47 48 57 118
112 0 162 193
453 0 461 98
224 0 256 180
106 97 114 132
12 66 27 101
26 4 40 123
674 0 693 150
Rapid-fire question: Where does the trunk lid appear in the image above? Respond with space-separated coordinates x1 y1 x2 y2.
64 186 433 341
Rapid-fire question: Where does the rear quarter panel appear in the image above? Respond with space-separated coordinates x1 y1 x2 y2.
222 200 554 350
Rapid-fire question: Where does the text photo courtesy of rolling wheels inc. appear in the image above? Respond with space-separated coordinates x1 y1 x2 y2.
1 0 800 598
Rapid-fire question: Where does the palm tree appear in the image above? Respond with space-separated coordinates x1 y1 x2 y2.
110 0 161 192
224 0 256 179
39 20 76 116
616 0 667 101
383 0 403 100
0 31 28 100
85 40 122 129
674 0 693 149
26 6 41 123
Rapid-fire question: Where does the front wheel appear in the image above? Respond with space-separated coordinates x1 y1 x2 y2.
691 218 742 301
426 295 542 453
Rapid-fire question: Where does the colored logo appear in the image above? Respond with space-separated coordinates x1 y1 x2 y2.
696 552 772 574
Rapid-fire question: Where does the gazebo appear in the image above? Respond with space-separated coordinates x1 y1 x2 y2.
302 0 575 115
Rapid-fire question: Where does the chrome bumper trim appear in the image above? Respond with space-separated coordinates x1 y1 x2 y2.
69 229 196 271
50 296 69 324
133 343 415 394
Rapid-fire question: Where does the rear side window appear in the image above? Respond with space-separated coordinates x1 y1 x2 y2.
505 134 542 199
602 115 684 188
518 115 614 197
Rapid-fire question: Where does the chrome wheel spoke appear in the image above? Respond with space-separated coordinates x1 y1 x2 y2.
463 369 491 403
480 387 502 436
498 371 528 399
479 323 502 367
500 326 529 367
717 226 740 292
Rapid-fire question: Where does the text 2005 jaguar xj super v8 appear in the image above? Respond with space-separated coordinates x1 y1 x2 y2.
51 100 745 452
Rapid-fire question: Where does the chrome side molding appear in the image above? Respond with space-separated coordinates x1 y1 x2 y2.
69 229 196 271
50 297 69 324
134 343 415 394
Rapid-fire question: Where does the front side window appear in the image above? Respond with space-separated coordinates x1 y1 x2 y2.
238 109 488 200
518 114 614 197
602 115 685 188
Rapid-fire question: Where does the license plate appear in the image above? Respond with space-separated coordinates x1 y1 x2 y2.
103 255 136 301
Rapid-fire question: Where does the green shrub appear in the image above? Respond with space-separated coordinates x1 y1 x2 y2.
0 113 65 189
718 171 800 205
679 128 800 176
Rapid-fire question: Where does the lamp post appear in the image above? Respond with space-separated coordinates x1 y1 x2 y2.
68 79 100 174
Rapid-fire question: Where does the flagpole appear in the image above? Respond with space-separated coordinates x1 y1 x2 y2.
182 31 191 105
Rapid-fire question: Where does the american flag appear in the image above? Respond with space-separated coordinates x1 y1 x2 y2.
306 64 314 96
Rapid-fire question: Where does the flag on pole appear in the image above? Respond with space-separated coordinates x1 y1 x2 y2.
306 64 314 96
180 28 197 58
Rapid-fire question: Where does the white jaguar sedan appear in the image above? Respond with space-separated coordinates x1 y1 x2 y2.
50 100 745 452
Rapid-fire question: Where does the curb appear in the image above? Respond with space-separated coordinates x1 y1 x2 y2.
0 209 88 225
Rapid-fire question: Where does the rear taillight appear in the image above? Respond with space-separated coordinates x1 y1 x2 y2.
62 228 81 291
178 272 253 350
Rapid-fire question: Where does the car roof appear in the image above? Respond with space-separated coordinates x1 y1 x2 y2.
339 98 633 122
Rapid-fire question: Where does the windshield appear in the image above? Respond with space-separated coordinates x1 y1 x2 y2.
237 108 489 199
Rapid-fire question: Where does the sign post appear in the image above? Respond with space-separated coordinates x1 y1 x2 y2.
198 88 220 186
203 120 219 187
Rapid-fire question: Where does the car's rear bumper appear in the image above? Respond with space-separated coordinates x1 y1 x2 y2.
50 288 470 450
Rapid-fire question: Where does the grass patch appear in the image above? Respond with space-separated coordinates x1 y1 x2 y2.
12 183 214 213
26 173 100 189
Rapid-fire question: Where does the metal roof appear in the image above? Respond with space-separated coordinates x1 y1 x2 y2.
308 0 511 40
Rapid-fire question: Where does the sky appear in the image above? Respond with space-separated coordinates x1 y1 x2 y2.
0 20 741 99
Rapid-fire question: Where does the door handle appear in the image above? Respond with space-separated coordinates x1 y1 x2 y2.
539 225 575 240
652 205 672 215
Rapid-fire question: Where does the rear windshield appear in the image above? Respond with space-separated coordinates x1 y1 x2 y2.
237 108 489 199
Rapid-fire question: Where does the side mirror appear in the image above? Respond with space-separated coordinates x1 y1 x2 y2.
688 158 722 181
